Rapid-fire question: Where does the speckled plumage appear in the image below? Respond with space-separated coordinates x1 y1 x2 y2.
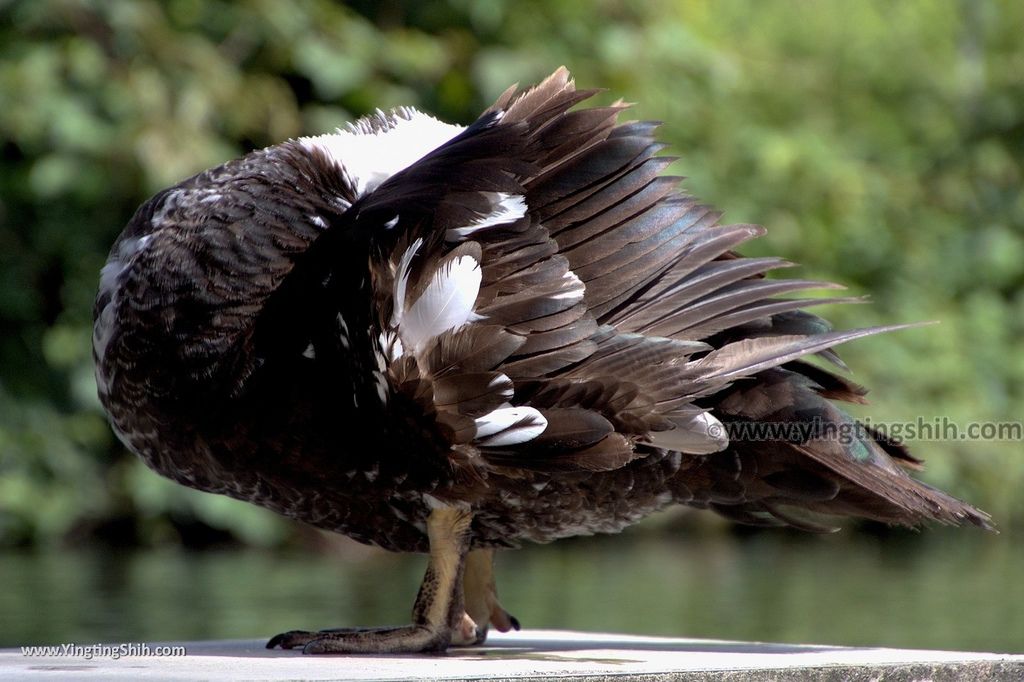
94 68 989 652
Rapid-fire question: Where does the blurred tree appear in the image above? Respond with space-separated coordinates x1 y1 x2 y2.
1 0 1021 547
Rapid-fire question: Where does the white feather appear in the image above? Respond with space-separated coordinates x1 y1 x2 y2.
648 411 728 454
446 193 528 240
399 255 482 353
376 330 404 363
474 406 548 447
299 109 465 197
391 238 423 328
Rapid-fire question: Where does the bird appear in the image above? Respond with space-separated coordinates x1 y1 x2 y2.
93 67 991 655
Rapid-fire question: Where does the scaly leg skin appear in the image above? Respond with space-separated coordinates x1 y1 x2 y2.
455 548 521 646
266 507 473 654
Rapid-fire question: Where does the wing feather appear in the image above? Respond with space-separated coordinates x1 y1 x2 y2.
338 67 988 530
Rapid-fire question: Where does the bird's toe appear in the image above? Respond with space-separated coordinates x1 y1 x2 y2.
267 630 320 650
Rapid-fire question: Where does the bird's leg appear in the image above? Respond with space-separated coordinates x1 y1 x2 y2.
267 507 473 654
455 548 520 646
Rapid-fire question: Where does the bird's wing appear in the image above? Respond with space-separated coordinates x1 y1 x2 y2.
349 68 915 484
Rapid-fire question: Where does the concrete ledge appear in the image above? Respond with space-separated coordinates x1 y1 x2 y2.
4 630 1022 681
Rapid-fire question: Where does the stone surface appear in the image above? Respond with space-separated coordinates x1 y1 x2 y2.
4 630 1022 681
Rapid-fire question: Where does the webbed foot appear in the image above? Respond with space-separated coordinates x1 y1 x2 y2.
266 508 474 655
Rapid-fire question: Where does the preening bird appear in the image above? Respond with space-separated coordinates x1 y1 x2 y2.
93 68 990 654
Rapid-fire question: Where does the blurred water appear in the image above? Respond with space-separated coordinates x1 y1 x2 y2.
1 530 1020 653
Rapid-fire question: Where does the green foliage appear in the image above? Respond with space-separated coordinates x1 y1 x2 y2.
1 0 1021 545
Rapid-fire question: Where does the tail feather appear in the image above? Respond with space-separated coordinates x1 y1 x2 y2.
677 367 994 531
